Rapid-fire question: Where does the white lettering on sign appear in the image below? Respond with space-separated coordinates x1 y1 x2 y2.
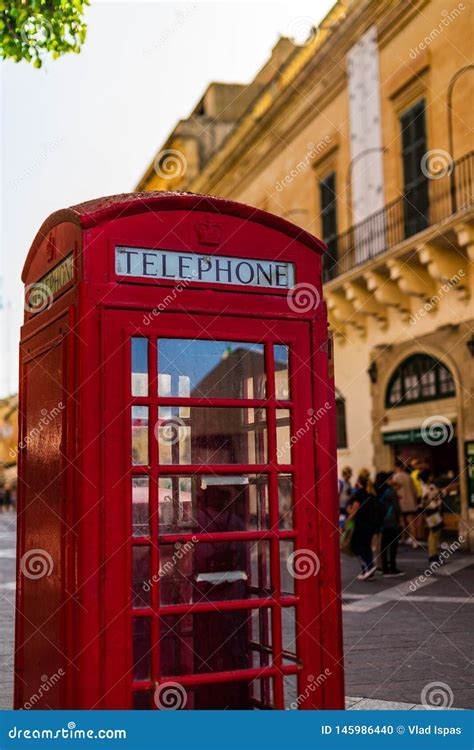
115 246 295 289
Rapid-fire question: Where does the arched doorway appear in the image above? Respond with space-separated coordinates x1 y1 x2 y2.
382 353 460 527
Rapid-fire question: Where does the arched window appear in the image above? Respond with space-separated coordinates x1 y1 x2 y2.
385 354 455 407
335 389 348 449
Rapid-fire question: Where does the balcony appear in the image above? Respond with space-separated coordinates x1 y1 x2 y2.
323 150 473 283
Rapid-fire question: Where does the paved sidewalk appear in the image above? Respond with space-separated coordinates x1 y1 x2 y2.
341 540 473 709
0 512 16 711
1 514 472 710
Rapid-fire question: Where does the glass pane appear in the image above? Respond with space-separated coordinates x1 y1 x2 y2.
160 608 272 678
249 676 273 709
132 476 150 537
132 406 149 466
282 607 297 661
274 345 290 400
159 540 272 606
389 377 401 405
132 545 151 608
158 339 266 399
131 338 148 396
133 691 152 709
159 475 269 534
157 407 267 465
250 607 272 669
284 675 299 710
280 540 295 596
132 617 151 680
278 474 293 529
420 371 436 397
276 409 291 464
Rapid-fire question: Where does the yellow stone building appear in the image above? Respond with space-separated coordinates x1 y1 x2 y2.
0 394 18 496
137 0 474 545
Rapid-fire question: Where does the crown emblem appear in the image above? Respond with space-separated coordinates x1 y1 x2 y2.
195 219 222 246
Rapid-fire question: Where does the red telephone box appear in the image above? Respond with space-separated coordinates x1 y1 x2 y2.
15 192 344 710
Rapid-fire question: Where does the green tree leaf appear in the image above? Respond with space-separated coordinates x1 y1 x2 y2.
1 0 89 67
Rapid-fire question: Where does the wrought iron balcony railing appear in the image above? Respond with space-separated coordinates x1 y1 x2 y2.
323 150 473 283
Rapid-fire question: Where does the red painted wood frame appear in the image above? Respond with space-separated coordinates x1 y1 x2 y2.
103 312 328 709
16 193 344 710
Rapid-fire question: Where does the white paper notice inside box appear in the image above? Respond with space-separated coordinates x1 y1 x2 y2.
196 571 248 584
200 475 250 489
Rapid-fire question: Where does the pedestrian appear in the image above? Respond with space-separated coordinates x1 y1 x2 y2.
338 466 353 522
347 469 377 581
410 458 424 540
380 475 404 577
372 472 392 572
419 469 444 563
392 459 419 547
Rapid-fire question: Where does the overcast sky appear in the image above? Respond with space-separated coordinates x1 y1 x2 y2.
1 0 334 397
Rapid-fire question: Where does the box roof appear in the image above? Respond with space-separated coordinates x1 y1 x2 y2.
23 192 325 281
